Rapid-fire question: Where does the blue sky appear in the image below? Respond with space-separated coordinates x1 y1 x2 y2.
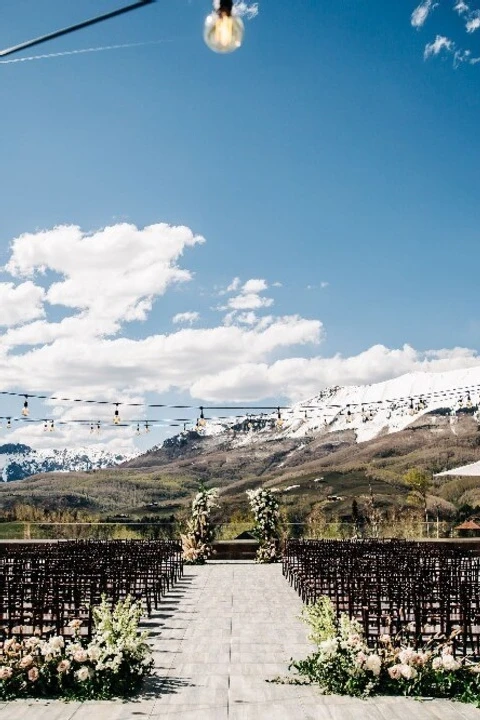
1 0 480 451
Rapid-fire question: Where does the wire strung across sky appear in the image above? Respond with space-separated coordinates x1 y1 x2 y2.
0 39 173 65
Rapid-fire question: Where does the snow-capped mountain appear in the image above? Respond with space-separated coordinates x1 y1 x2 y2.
197 365 480 447
0 444 132 482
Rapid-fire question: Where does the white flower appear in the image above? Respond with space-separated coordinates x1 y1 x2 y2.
0 667 13 680
398 648 416 665
399 663 417 680
49 636 64 650
75 666 91 682
57 659 71 673
432 657 443 671
73 649 88 663
318 638 338 658
365 653 382 676
87 644 101 662
441 654 461 672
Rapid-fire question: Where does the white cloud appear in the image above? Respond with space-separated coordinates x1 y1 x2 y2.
233 2 259 19
5 223 204 337
226 277 241 293
228 293 273 310
424 34 454 58
414 0 480 64
190 344 480 402
466 14 480 31
454 0 470 14
411 0 438 28
172 311 200 325
0 282 45 327
241 278 267 294
320 281 329 289
1 222 480 451
225 277 273 312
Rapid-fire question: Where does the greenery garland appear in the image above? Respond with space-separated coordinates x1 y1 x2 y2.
181 484 219 564
290 596 480 706
246 487 280 563
0 595 153 700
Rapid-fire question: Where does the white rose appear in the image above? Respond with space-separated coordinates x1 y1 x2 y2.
442 654 460 672
50 636 64 650
75 666 91 682
365 653 382 677
398 648 415 665
399 664 417 680
432 657 443 671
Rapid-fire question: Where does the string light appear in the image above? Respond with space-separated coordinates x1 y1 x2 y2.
21 396 29 417
276 407 283 429
196 406 207 430
204 0 244 53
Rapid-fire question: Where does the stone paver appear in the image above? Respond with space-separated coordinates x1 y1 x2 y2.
2 562 480 719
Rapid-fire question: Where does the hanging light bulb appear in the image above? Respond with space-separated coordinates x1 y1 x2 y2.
113 404 121 425
204 0 244 54
6 418 11 430
44 421 48 431
96 421 101 433
22 396 29 417
275 407 283 429
145 421 150 433
196 406 207 429
90 423 94 434
136 423 141 435
49 420 55 432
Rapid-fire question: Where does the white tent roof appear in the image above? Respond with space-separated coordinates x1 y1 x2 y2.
435 460 480 478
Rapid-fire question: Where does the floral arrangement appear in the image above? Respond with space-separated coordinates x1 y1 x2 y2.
246 487 280 563
0 595 153 701
290 596 480 705
181 484 219 564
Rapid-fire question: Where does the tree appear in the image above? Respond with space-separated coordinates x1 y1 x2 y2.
404 468 432 527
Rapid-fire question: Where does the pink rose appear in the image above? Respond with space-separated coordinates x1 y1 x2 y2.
27 667 39 682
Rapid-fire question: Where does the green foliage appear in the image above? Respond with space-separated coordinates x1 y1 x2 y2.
404 468 432 497
0 596 153 701
300 597 337 646
291 596 480 705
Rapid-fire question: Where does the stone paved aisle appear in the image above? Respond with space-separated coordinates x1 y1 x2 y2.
2 562 480 719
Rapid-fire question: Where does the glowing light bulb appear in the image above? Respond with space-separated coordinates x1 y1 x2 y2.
22 397 29 417
6 419 11 430
113 404 121 425
49 420 55 432
204 1 244 54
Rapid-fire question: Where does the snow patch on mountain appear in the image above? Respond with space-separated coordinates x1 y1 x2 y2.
197 365 480 446
0 444 134 482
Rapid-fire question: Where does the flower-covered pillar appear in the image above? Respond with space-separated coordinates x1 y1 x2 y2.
181 484 219 564
246 487 280 562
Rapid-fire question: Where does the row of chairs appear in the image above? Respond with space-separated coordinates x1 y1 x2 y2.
0 539 183 640
283 539 480 656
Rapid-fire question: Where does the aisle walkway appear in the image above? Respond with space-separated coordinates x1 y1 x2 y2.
2 562 480 719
